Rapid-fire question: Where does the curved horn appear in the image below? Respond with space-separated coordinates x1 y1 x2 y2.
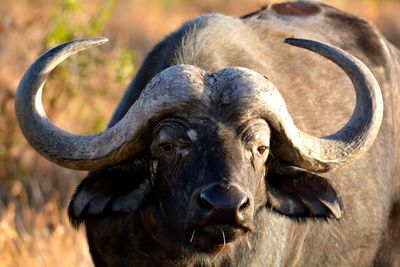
278 38 383 171
215 38 383 172
15 38 206 171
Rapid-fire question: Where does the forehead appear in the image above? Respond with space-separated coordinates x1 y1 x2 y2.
154 117 271 140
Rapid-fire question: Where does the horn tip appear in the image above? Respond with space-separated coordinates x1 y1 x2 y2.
70 37 109 49
83 37 109 47
284 37 309 47
94 37 109 44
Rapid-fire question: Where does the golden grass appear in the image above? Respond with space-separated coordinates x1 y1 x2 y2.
0 182 93 267
0 182 92 267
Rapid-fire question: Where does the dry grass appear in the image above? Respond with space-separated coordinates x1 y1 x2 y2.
0 0 399 266
0 182 92 267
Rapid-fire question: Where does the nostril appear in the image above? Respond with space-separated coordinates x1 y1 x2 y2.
239 197 250 211
198 184 251 215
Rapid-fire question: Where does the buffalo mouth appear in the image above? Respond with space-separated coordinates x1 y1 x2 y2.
187 224 252 253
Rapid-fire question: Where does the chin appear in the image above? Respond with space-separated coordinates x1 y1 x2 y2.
185 224 251 255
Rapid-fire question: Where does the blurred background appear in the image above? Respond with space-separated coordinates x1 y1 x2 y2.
0 0 399 266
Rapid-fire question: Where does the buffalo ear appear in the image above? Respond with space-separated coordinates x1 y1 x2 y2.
266 163 343 219
68 159 152 227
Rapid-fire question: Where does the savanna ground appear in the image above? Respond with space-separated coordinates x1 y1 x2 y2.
0 0 399 266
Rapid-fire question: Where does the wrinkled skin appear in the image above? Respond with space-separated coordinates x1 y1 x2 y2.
64 2 400 266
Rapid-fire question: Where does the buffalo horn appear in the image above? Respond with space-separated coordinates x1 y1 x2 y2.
15 38 206 171
226 38 383 172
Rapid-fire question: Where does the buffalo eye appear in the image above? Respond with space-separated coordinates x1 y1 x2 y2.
160 143 175 152
257 146 268 155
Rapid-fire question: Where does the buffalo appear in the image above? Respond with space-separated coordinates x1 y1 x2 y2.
15 1 400 266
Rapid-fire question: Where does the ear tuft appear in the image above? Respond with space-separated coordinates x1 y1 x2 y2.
68 160 152 227
266 164 343 219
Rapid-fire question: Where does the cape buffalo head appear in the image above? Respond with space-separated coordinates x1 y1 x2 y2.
15 38 383 255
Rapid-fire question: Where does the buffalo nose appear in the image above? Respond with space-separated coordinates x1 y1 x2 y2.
198 183 251 224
